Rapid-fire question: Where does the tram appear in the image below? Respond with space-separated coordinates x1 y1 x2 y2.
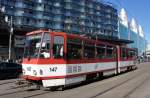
22 29 137 89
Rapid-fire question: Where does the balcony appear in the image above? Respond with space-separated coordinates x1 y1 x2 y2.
35 4 44 11
34 13 43 19
64 19 73 24
64 0 73 3
15 2 24 8
53 17 62 22
53 24 63 30
15 10 24 16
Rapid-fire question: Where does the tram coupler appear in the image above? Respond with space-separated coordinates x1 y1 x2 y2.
15 79 42 89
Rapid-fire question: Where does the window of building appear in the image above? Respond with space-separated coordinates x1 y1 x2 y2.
46 21 49 25
54 2 60 7
29 10 33 14
26 18 30 24
38 0 42 3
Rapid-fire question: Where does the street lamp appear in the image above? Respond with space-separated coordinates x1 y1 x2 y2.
0 4 13 61
4 6 13 61
8 16 13 61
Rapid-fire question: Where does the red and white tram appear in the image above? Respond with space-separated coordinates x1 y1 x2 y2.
22 29 137 89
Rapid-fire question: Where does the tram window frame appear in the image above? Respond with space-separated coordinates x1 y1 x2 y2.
53 36 64 59
121 48 127 59
128 50 136 58
113 47 117 58
39 33 51 59
84 42 95 59
96 44 106 59
67 38 82 60
106 45 116 59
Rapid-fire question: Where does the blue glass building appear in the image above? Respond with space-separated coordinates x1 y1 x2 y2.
129 30 138 49
0 0 118 38
118 8 129 40
138 25 147 55
118 8 147 56
118 22 129 40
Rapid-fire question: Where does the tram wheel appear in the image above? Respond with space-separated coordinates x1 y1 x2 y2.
98 72 103 79
36 85 41 90
58 85 64 91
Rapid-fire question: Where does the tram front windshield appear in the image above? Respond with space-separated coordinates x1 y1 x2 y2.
24 33 51 59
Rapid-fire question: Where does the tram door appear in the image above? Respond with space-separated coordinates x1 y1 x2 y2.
116 45 121 74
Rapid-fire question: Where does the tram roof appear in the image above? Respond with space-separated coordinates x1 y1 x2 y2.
26 29 134 45
80 34 134 45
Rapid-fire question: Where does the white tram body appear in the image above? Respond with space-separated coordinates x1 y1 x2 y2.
22 30 137 88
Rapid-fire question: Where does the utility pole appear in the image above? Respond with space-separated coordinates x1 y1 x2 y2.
0 2 13 61
8 15 13 61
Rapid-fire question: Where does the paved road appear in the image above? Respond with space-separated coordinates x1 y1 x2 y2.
0 62 150 98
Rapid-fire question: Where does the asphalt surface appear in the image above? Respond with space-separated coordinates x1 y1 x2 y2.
0 62 150 98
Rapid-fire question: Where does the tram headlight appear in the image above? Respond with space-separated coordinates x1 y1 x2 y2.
33 70 37 76
39 69 43 75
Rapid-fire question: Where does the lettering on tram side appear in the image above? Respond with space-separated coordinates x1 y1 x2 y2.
78 66 82 72
49 67 57 72
73 66 77 73
67 65 82 73
27 67 31 71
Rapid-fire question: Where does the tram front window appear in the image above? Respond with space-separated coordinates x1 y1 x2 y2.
24 33 51 59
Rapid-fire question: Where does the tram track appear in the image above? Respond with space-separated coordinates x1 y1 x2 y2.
21 64 149 98
0 84 50 98
123 74 150 98
0 63 150 98
23 91 52 98
0 79 53 98
0 80 16 85
7 84 30 90
90 65 150 98
0 78 23 85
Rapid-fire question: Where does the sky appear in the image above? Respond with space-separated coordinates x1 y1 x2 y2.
105 0 150 44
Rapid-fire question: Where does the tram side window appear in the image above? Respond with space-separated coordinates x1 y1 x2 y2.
53 36 64 59
67 39 82 59
122 48 127 59
84 43 95 59
97 44 106 59
106 46 115 58
128 50 136 58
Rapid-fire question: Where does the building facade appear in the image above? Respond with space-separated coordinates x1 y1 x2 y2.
118 8 129 40
146 44 150 57
0 0 118 37
118 8 147 56
129 18 138 49
138 25 147 56
0 0 118 60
